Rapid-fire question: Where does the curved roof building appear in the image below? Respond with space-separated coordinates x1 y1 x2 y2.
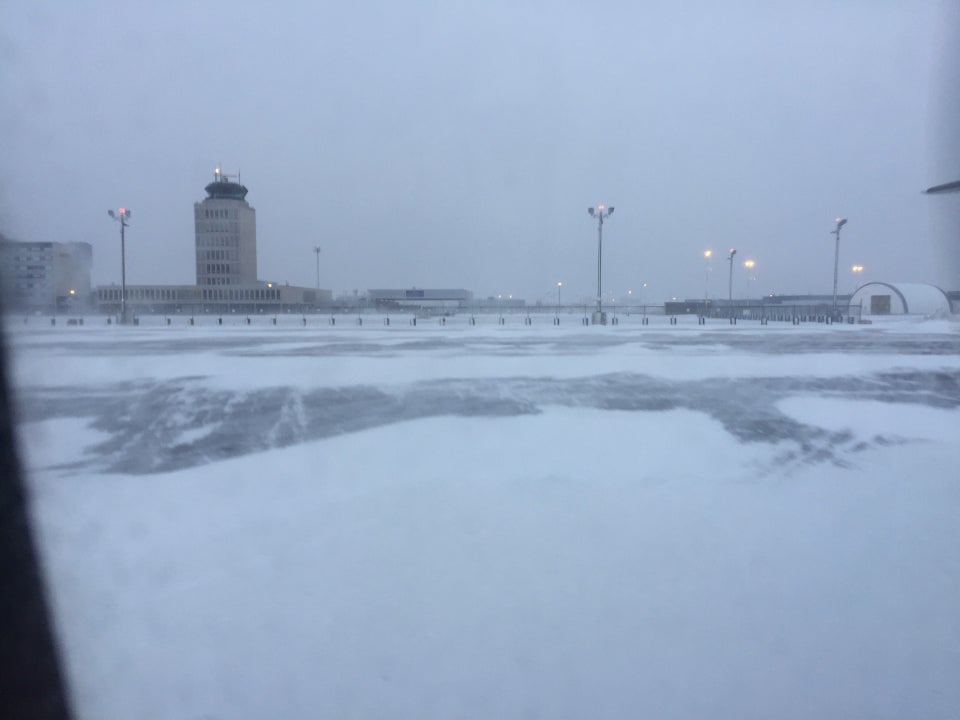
850 282 953 316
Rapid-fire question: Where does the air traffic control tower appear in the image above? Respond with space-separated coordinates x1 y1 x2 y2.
194 168 257 287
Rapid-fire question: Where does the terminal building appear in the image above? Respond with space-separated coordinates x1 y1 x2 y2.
96 170 331 316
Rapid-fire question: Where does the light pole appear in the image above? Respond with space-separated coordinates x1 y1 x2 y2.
556 281 562 316
703 249 712 313
831 217 848 318
107 207 131 323
726 247 737 304
744 259 756 299
313 246 322 289
587 203 614 322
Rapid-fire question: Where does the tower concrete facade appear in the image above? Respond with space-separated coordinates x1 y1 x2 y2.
194 169 257 286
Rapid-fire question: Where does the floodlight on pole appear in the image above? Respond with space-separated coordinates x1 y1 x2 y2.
313 246 322 289
107 207 131 323
703 249 713 312
557 281 562 316
831 217 848 317
727 248 737 303
587 203 615 319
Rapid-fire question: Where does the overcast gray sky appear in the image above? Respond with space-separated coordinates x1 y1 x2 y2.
0 1 952 303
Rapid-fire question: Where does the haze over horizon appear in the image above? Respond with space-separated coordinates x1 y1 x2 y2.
1 1 953 303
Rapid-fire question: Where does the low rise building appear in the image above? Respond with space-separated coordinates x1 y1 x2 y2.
96 282 330 316
366 288 474 311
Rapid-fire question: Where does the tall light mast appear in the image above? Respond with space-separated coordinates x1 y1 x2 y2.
107 208 132 323
587 204 615 322
831 217 848 318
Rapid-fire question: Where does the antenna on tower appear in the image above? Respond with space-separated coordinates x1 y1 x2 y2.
213 164 239 183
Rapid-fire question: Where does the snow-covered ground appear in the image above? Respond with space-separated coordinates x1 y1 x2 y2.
7 313 960 719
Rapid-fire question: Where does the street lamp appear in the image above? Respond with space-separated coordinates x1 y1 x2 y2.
556 281 562 316
831 217 848 318
726 247 737 303
744 259 756 298
313 246 322 289
587 203 614 322
703 249 713 313
107 207 131 323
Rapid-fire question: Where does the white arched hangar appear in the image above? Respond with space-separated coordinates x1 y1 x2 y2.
849 282 954 316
